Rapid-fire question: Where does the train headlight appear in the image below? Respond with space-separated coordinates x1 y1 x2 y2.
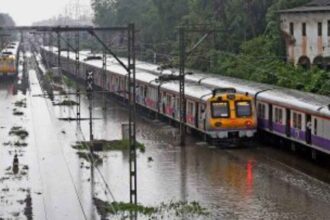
245 120 253 128
215 122 222 127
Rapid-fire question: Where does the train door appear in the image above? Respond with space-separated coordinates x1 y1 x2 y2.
286 109 291 137
306 114 312 144
268 104 273 131
195 102 199 129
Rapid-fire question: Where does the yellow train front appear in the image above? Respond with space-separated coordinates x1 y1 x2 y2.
0 42 19 77
205 88 257 144
0 55 17 77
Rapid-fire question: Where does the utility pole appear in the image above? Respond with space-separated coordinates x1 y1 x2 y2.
86 71 94 154
179 27 186 146
57 31 61 72
128 23 137 207
75 32 81 122
102 32 107 110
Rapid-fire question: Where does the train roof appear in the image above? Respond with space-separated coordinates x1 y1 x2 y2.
41 46 330 117
42 46 213 100
1 41 19 56
132 58 330 118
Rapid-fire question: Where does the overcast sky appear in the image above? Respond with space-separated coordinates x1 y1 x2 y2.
0 0 92 25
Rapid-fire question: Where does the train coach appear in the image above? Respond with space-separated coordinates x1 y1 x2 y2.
40 46 257 145
0 41 20 77
135 61 330 156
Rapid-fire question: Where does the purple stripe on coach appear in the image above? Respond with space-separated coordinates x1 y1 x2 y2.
312 136 330 151
257 118 268 129
290 128 305 141
273 123 286 134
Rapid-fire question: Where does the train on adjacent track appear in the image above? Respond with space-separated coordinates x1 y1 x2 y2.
137 60 330 156
40 46 257 145
39 46 330 155
0 41 20 77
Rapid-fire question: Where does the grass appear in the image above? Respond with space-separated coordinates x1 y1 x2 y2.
14 141 28 147
54 100 78 106
63 75 75 88
93 198 209 219
13 108 24 116
94 198 157 217
14 99 27 108
76 152 102 165
9 127 29 140
72 139 146 153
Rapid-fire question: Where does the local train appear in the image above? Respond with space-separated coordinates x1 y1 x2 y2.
135 61 330 156
0 41 20 77
39 46 330 156
40 46 257 144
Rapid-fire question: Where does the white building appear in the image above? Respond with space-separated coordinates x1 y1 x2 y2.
279 0 330 68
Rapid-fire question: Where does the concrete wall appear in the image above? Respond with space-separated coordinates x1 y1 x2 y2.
280 12 330 65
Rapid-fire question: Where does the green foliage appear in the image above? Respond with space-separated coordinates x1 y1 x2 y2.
93 197 209 219
91 0 330 95
72 139 146 153
9 127 29 140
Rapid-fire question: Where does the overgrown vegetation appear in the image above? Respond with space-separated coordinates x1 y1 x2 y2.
76 152 102 165
14 99 27 108
54 100 78 106
13 108 24 116
93 198 209 219
72 139 146 153
9 127 29 140
91 0 330 95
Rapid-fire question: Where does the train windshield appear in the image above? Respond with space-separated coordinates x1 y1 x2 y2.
211 101 229 118
236 101 252 117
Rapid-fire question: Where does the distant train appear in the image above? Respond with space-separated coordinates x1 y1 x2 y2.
40 46 257 144
0 41 20 77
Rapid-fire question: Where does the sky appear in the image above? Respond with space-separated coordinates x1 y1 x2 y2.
0 0 92 25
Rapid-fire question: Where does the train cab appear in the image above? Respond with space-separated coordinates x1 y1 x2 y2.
206 88 257 141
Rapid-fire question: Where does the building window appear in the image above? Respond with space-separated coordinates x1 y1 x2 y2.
318 22 322 36
290 22 294 36
302 23 306 36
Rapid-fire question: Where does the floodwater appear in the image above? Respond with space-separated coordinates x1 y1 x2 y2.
1 51 330 220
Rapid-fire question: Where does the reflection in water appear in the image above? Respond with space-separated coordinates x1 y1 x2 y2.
245 160 254 199
90 165 96 220
180 147 187 202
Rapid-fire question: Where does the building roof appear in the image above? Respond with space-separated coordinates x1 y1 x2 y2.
279 0 330 13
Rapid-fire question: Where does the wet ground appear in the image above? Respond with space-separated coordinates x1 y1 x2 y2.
1 49 330 219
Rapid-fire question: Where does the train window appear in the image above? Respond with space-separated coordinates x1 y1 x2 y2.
144 86 148 97
257 103 266 119
314 118 318 135
293 112 302 130
166 95 172 105
236 101 252 117
211 101 229 118
187 101 194 115
275 108 283 124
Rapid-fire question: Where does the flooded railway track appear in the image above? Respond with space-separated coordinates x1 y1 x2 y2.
0 51 330 219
